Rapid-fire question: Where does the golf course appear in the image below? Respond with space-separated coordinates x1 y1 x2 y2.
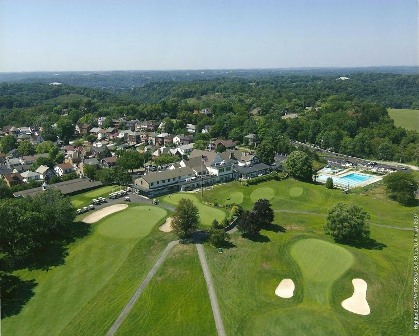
2 177 417 335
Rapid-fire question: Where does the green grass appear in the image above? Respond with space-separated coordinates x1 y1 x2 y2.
250 187 275 202
162 193 226 227
225 191 244 205
203 178 416 335
70 185 119 208
388 108 419 131
98 206 167 239
116 244 216 336
2 205 168 336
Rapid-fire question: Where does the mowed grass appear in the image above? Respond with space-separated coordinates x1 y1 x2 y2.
204 179 413 228
117 244 216 336
2 205 168 336
290 238 354 305
204 179 415 335
162 193 226 226
70 185 118 208
388 108 419 131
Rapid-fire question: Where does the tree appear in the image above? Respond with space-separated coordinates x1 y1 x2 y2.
237 210 260 236
0 180 13 199
17 140 35 156
84 164 98 180
256 140 275 165
36 140 55 154
208 228 230 247
171 198 199 239
283 150 313 182
117 150 143 172
325 177 334 189
215 143 226 153
252 199 274 227
56 118 75 144
382 172 418 205
0 135 17 153
324 203 370 242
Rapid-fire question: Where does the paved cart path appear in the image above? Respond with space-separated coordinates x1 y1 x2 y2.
196 244 227 336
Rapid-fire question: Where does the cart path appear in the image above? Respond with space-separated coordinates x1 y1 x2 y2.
196 244 227 336
107 240 179 336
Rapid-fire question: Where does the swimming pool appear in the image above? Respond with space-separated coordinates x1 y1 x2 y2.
317 173 375 188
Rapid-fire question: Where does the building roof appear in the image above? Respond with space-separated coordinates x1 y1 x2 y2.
138 166 194 184
35 165 51 174
55 163 74 170
21 170 40 178
234 163 271 175
83 158 100 166
14 178 103 197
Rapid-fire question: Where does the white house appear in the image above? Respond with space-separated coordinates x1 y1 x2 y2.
35 165 56 180
20 170 40 183
54 163 75 176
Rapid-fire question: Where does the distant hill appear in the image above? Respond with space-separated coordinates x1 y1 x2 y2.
0 66 417 90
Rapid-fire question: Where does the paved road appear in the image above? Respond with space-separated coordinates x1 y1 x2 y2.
107 240 179 336
196 244 226 336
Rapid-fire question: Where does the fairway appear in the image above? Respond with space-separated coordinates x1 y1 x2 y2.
250 187 275 202
162 193 226 226
98 206 167 239
116 244 216 336
388 108 419 131
2 205 167 336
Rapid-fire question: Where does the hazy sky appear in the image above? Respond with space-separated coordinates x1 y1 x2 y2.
0 0 417 72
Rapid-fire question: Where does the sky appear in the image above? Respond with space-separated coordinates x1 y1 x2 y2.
0 0 417 72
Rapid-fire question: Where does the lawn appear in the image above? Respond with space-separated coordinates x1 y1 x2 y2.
162 193 227 227
116 244 216 336
2 205 169 336
388 108 419 131
70 185 119 208
203 178 416 335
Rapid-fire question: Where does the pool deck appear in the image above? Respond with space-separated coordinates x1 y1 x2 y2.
317 169 382 189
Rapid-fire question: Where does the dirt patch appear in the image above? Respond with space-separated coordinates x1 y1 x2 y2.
83 204 128 224
159 217 173 232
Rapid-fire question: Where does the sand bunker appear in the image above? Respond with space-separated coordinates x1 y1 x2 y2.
83 204 128 224
341 278 370 315
275 279 295 298
159 217 173 232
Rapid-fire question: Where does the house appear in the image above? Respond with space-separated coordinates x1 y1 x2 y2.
6 157 22 170
75 123 92 135
189 149 235 182
201 125 212 134
173 134 194 146
54 163 76 176
20 153 48 166
127 132 142 145
133 166 195 196
3 173 23 188
170 143 194 157
200 108 213 116
212 139 236 150
154 133 174 146
35 165 56 181
244 133 259 146
234 163 272 180
186 124 196 134
101 156 117 168
21 170 41 183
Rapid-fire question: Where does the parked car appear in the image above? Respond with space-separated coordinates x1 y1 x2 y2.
124 196 130 202
83 206 89 212
88 204 95 210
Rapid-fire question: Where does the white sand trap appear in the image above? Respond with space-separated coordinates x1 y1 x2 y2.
83 204 128 224
342 278 370 315
275 279 295 298
159 217 173 232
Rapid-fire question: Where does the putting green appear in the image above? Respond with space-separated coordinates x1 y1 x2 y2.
250 307 346 336
289 186 304 197
97 206 167 239
162 193 226 226
225 192 244 205
250 187 275 202
290 238 354 305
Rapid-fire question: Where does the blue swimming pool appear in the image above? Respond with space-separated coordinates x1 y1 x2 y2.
317 173 374 188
